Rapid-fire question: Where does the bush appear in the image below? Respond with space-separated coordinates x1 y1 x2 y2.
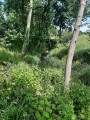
23 54 40 65
74 49 90 64
48 44 68 58
71 83 90 120
39 67 64 95
51 94 76 120
11 62 42 92
47 56 62 68
72 62 90 86
80 67 90 86
0 48 20 64
47 44 68 62
61 31 72 44
0 92 76 120
0 61 76 120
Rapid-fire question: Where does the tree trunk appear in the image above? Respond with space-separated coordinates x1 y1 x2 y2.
21 0 25 31
21 0 33 56
59 25 62 38
64 0 87 92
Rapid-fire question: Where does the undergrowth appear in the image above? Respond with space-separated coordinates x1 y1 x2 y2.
0 34 90 120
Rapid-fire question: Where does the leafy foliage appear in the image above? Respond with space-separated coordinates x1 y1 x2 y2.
0 0 90 118
61 32 72 44
71 83 90 120
0 41 90 119
3 12 24 49
0 60 75 120
0 47 20 64
80 66 90 86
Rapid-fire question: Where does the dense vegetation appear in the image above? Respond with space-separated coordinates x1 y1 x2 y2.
0 0 90 120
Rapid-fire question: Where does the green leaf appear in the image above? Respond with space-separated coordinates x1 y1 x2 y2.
46 107 52 113
29 108 35 114
48 118 52 120
72 115 76 120
39 100 44 105
38 105 43 111
33 104 37 109
52 104 55 109
57 116 62 120
59 111 62 114
36 111 41 119
45 100 51 106
43 111 49 118
23 112 28 117
57 105 61 110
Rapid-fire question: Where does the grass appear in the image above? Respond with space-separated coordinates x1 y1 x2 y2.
0 34 89 65
0 47 20 64
0 47 40 65
76 34 90 52
74 34 90 63
72 34 90 84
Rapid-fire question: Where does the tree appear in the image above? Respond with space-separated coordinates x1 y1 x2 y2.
21 0 33 56
53 0 89 37
0 1 5 38
3 0 29 49
65 0 87 92
30 0 54 52
3 0 54 52
53 0 79 37
53 0 69 37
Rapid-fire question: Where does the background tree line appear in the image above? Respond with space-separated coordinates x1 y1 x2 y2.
0 0 89 52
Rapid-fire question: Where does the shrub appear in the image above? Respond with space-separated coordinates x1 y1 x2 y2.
72 62 90 86
0 60 79 120
0 48 12 63
0 92 76 120
61 31 72 44
23 54 40 65
47 44 68 64
39 67 64 95
74 49 90 64
51 94 76 120
11 62 42 93
71 83 90 120
48 44 68 58
47 56 62 68
0 47 20 64
80 67 90 86
0 102 18 120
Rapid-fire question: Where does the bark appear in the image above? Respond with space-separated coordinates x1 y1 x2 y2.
21 0 25 30
59 25 62 38
64 0 87 92
21 0 33 56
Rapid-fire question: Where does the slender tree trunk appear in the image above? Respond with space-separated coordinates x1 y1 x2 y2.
21 0 33 56
21 0 25 31
59 25 62 38
64 0 87 92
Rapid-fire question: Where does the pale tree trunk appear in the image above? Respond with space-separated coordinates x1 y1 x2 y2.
21 0 33 56
64 0 87 92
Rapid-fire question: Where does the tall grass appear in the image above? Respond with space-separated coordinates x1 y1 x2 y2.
76 34 90 52
0 47 20 64
0 47 40 65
